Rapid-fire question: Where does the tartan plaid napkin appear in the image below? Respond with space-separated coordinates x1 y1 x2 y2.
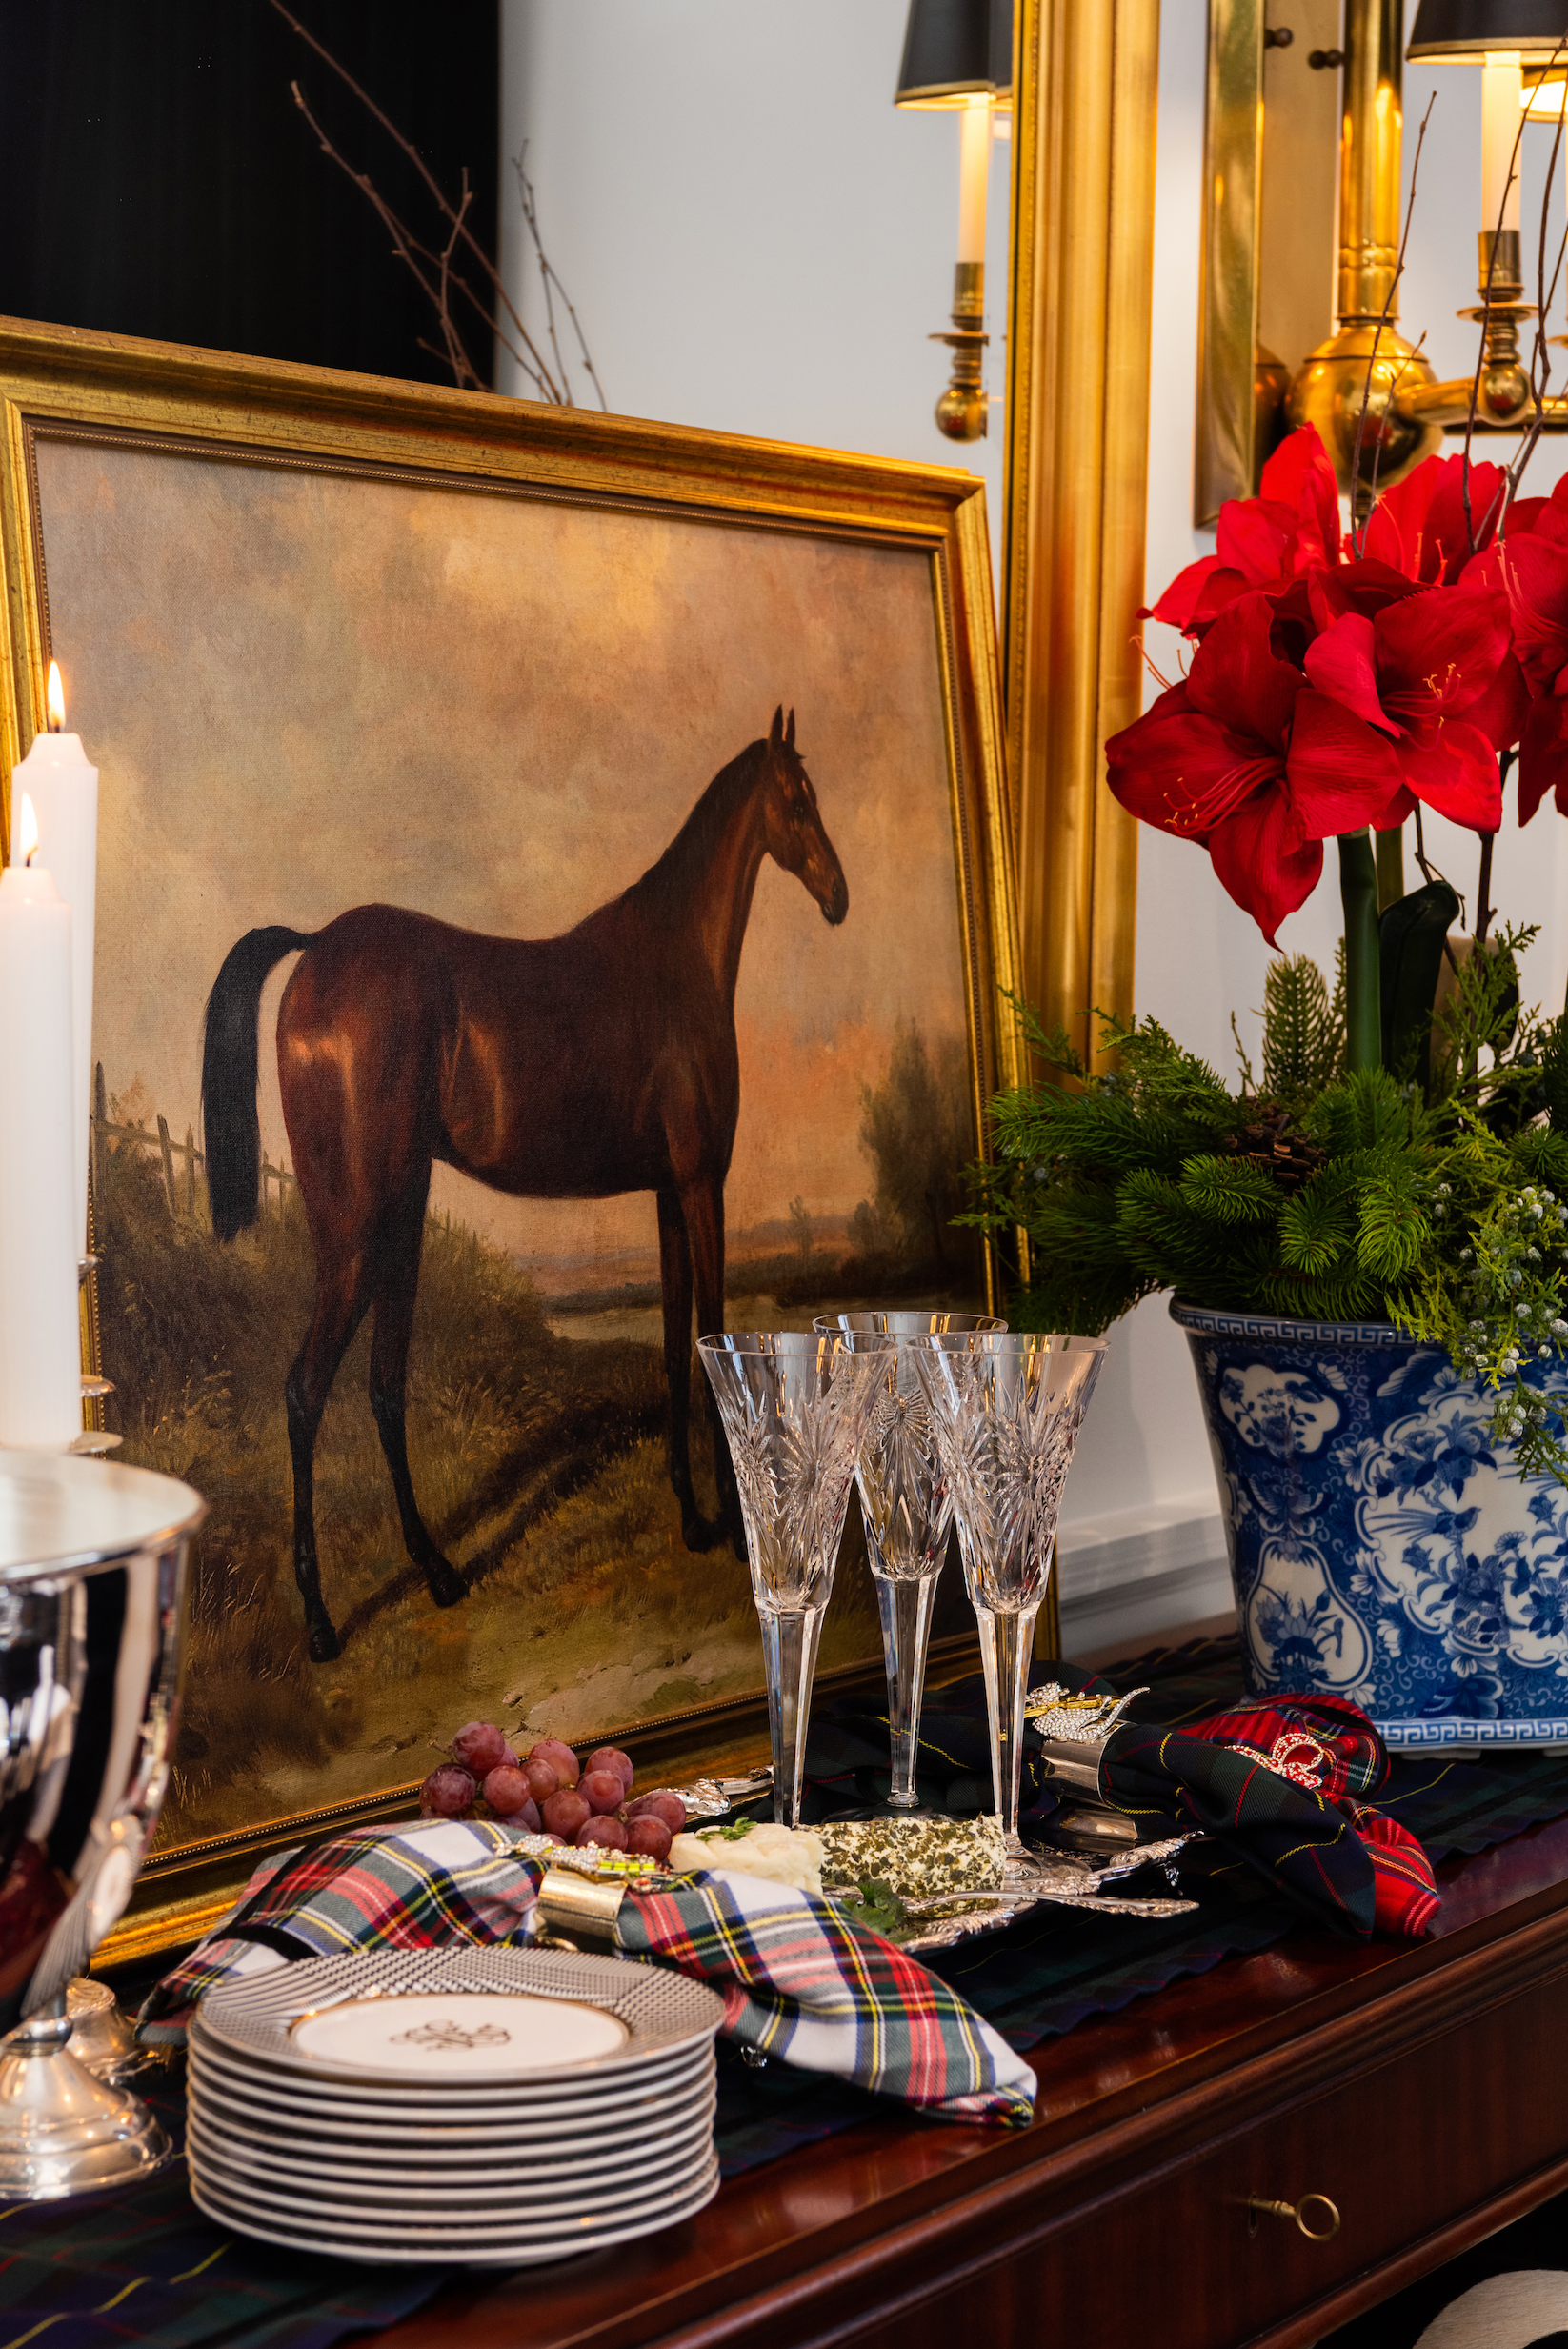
613 1865 1034 2124
137 1818 1035 2129
1102 1692 1439 1940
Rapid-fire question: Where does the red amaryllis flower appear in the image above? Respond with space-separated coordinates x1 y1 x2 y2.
1362 452 1508 585
1495 466 1568 549
1107 594 1405 944
1302 586 1523 831
1488 528 1568 819
1143 427 1342 638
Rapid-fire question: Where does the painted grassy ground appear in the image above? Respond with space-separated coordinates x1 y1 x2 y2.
96 1146 908 1848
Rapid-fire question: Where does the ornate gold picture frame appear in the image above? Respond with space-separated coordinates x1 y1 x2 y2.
0 320 1022 1960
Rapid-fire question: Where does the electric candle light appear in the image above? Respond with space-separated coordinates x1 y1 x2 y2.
1482 52 1523 235
956 92 990 266
8 662 99 1257
0 794 82 1450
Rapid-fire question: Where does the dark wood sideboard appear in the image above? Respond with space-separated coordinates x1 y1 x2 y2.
357 1811 1568 2349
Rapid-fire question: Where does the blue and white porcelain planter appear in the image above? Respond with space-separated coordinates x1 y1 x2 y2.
1172 1301 1568 1746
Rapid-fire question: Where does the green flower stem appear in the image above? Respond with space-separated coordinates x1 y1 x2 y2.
1375 823 1405 912
1338 829 1381 1073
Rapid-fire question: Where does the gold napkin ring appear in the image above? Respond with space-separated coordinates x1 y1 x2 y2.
536 1866 629 1942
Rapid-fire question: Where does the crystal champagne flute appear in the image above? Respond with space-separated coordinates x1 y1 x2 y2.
697 1331 893 1825
914 1332 1106 1867
814 1311 1004 1809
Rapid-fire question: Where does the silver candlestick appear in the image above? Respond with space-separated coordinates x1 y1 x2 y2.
0 1450 203 2196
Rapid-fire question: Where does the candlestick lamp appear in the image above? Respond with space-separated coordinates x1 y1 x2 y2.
895 0 1014 441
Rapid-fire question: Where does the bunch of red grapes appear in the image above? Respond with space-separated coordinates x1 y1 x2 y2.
419 1723 686 1862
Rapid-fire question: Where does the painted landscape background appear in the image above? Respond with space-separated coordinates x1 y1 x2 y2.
35 435 983 1846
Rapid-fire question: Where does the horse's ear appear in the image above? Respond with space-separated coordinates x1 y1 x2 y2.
785 708 795 749
770 705 784 749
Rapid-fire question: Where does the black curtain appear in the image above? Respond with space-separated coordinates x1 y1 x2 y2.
0 0 500 388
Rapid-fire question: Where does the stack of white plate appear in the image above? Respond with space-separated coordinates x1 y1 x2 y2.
186 1945 725 2265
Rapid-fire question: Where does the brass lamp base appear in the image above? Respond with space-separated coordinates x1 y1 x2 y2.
932 259 988 442
1286 320 1443 500
0 2006 170 2199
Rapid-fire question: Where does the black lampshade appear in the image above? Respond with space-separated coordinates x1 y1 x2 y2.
1408 0 1568 60
895 0 1013 108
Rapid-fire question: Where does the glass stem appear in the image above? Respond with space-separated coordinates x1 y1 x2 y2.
758 1606 826 1827
875 1573 941 1809
975 1603 1040 1851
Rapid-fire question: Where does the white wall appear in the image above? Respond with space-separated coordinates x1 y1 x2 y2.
497 0 1010 522
498 1 1568 1657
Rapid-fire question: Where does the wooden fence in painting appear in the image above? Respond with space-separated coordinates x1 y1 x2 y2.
90 1062 296 1224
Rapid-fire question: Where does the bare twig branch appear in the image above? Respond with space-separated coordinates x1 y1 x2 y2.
513 148 608 412
1350 92 1436 554
271 0 603 406
288 78 487 390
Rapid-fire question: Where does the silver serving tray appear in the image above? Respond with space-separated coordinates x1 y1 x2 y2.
828 1832 1198 1950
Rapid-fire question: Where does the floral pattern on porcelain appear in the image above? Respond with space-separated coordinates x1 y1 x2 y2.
1173 1305 1568 1744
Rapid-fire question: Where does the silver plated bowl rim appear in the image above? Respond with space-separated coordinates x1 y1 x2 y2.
0 1451 206 1580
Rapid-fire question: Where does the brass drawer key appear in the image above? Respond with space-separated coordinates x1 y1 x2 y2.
1248 2194 1341 2241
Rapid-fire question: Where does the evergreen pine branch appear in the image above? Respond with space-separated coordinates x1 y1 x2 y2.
1177 1155 1283 1224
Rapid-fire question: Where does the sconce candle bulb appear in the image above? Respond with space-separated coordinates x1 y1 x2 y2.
1481 51 1523 231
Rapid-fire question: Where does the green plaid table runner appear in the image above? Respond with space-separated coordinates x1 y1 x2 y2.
0 2087 440 2349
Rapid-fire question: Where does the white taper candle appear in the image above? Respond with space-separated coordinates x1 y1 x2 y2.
0 797 81 1449
9 665 99 1257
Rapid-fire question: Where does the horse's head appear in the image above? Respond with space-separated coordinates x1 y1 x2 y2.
759 706 848 925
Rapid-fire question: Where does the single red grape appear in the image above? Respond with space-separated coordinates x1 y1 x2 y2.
575 1815 628 1850
586 1746 635 1790
626 1817 673 1861
541 1788 591 1839
626 1791 686 1832
451 1721 513 1777
420 1764 476 1818
529 1738 579 1788
482 1765 533 1818
522 1757 559 1803
518 1797 542 1833
581 1768 625 1816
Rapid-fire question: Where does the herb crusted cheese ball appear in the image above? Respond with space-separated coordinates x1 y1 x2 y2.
815 1816 1006 1898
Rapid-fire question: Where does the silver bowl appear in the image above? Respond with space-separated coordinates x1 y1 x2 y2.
0 1450 203 2197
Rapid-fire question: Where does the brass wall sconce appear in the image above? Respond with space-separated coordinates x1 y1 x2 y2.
1197 0 1568 525
895 0 1014 441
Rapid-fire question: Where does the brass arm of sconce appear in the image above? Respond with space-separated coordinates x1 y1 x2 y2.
931 260 989 442
1390 231 1568 433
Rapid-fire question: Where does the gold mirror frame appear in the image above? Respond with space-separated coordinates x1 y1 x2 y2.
999 0 1160 1660
1001 0 1158 1078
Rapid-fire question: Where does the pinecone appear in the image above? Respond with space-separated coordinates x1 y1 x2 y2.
1223 1100 1325 1195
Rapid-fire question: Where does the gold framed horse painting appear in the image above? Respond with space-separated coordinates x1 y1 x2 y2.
0 321 1021 1939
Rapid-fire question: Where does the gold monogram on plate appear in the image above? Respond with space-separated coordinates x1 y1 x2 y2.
390 2019 513 2050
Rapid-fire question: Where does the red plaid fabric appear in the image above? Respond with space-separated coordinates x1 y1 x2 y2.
138 1818 1034 2127
614 1872 1034 2125
1103 1692 1437 1940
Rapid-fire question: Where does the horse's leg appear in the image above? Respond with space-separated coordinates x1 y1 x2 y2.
683 1176 744 1558
286 1255 374 1665
658 1186 717 1552
368 1174 466 1609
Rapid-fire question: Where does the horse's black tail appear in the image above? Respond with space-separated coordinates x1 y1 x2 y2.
201 926 313 1241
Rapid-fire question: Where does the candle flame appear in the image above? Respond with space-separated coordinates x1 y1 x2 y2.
46 662 65 733
19 794 39 868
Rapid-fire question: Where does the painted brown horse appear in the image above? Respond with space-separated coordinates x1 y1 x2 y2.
201 709 848 1661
